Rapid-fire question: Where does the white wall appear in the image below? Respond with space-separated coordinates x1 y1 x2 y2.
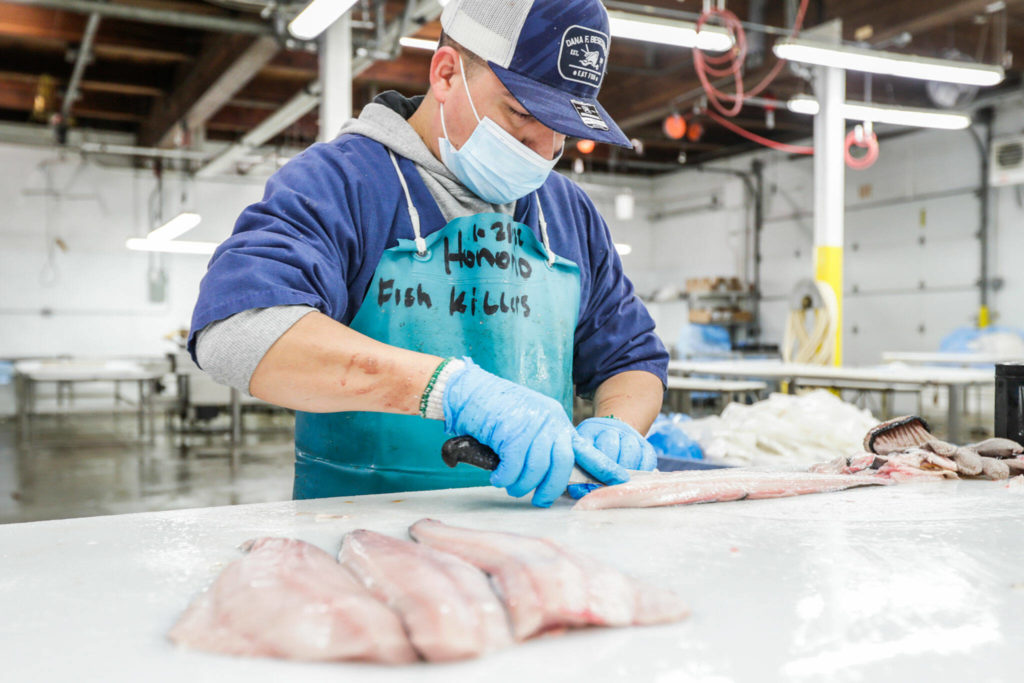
0 143 266 358
3 95 1022 367
640 98 1024 364
0 144 657 361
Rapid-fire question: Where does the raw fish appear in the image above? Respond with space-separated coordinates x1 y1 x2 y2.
971 437 1024 458
408 519 688 640
168 537 417 663
979 456 1011 480
572 468 889 510
338 530 512 661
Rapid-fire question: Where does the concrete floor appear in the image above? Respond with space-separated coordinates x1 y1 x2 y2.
0 410 295 525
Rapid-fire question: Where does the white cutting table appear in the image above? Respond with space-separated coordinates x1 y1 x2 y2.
668 360 994 442
2 482 1022 682
14 359 167 441
882 351 1021 366
664 376 768 413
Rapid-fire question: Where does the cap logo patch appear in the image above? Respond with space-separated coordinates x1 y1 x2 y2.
558 25 608 88
571 100 609 131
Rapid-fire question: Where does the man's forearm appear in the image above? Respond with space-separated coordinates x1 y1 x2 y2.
592 370 664 435
249 311 443 414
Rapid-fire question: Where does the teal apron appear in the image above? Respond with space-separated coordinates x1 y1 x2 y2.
292 151 582 499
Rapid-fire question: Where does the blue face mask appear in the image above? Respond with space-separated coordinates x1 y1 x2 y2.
439 57 563 205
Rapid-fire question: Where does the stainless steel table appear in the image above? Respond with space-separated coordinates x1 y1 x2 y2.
1 481 1022 682
882 351 1021 366
664 376 768 414
668 360 993 442
14 359 166 441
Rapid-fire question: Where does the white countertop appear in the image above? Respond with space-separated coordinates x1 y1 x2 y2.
14 359 165 382
2 482 1023 682
882 351 1022 366
668 359 994 386
665 376 768 392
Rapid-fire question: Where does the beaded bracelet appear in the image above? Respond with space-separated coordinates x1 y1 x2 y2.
419 357 454 419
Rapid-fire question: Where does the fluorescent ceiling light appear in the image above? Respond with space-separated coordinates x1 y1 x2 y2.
400 36 439 51
125 238 218 255
773 38 1004 87
146 212 201 242
786 95 971 130
288 0 358 40
608 11 733 52
615 243 633 256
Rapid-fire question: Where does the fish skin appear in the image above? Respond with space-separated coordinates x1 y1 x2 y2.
971 438 1024 458
338 529 512 662
168 537 417 664
922 439 960 458
979 456 1011 480
408 519 689 640
951 447 984 476
571 469 889 511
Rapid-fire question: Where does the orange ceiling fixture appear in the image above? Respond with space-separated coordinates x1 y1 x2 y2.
686 121 704 142
663 113 687 140
576 139 596 154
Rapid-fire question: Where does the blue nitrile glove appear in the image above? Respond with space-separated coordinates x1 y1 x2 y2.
576 417 659 472
443 359 630 507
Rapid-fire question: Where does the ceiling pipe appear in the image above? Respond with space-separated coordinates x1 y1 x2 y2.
4 0 273 35
196 0 443 177
60 11 100 122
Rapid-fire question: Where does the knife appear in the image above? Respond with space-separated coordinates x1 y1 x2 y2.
441 435 617 486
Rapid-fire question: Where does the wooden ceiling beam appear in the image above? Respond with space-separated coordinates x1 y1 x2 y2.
862 0 1024 45
0 70 162 97
0 73 148 122
138 33 280 147
206 105 319 140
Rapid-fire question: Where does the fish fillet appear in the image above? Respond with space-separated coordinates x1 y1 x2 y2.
408 519 688 640
572 469 889 511
338 529 512 661
168 537 417 664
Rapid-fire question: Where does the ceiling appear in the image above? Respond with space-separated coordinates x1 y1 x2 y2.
0 0 1021 175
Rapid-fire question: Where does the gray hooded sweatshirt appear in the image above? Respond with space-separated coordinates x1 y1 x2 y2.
194 92 514 393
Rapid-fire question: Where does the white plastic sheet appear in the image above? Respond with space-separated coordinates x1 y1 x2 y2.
678 390 878 466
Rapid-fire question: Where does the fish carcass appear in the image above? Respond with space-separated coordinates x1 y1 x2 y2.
338 529 512 661
571 469 889 511
168 537 417 663
408 519 689 640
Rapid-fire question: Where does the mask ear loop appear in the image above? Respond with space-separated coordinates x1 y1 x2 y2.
535 195 556 267
438 54 480 151
458 54 482 123
387 150 427 256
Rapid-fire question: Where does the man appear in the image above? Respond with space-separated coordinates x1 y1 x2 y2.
189 0 668 507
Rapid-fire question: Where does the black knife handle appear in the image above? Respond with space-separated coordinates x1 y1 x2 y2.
441 436 501 472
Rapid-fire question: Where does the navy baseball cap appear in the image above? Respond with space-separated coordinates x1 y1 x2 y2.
440 0 631 147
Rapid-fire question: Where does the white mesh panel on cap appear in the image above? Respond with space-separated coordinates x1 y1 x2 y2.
440 0 534 68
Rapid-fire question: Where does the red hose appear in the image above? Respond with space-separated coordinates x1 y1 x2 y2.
692 0 813 155
707 109 813 155
693 0 810 115
844 127 879 169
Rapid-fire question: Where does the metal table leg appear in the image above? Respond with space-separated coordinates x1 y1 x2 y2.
147 379 156 444
137 380 145 437
947 384 962 443
15 373 27 441
230 387 242 468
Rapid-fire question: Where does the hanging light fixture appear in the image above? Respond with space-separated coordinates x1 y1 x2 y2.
786 95 971 130
772 38 1004 86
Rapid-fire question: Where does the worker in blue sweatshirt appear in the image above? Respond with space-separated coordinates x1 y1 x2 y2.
189 0 668 507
